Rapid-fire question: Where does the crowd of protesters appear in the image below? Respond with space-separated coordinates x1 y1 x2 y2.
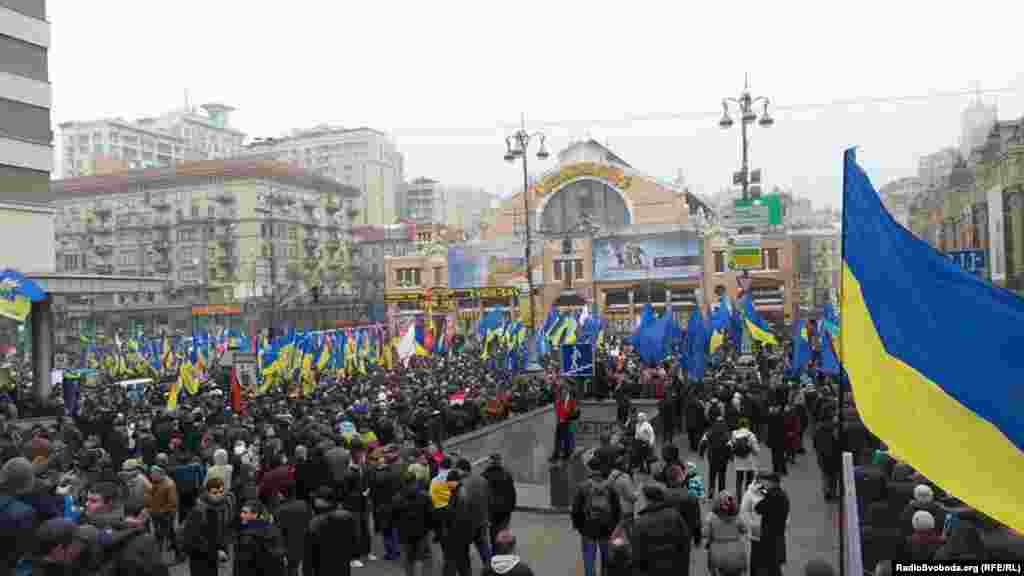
849 409 1024 569
0 341 546 576
566 338 842 576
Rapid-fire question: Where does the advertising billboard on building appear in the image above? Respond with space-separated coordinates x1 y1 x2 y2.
987 186 1005 284
593 231 702 281
447 246 527 289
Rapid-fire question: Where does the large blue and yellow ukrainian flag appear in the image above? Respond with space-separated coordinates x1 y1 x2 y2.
842 148 1024 532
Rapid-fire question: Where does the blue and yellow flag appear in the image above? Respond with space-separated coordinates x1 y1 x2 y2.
0 270 45 322
842 149 1024 532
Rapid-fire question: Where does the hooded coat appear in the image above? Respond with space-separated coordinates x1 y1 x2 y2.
630 501 692 576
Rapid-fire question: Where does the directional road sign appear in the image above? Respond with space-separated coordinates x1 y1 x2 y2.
561 343 594 377
945 250 986 275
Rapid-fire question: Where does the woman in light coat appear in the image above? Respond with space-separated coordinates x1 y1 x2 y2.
729 420 760 498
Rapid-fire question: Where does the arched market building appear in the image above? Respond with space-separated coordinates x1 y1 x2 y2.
384 140 797 334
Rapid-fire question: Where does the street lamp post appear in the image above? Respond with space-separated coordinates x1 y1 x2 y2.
719 76 775 202
504 115 549 366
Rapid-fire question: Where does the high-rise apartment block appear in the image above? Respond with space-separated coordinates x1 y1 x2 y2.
245 125 404 226
52 159 360 304
961 99 997 160
58 103 246 178
0 0 55 273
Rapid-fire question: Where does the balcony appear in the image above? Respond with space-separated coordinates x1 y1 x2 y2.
154 261 172 274
93 264 114 275
92 242 114 255
152 218 172 229
325 200 340 215
217 233 236 246
94 203 113 218
302 197 318 211
214 191 236 204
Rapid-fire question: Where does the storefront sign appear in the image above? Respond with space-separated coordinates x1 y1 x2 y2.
730 234 763 270
593 231 702 281
733 195 783 228
384 286 519 304
191 305 241 316
531 162 633 197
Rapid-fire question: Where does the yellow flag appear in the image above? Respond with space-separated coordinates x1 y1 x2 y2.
166 379 181 411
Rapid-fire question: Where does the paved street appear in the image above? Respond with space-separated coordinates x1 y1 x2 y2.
170 430 838 575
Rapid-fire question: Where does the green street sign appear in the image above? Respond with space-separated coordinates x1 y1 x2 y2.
734 195 783 228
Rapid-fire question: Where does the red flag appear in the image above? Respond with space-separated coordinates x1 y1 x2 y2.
230 367 242 414
423 317 435 353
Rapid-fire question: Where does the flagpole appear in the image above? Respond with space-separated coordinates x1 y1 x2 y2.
838 148 852 576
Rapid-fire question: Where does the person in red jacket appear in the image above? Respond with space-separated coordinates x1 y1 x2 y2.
551 381 578 462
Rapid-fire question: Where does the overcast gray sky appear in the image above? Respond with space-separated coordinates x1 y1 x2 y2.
48 1 1024 208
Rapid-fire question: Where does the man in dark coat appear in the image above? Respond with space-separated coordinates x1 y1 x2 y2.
630 484 692 576
753 473 790 576
0 457 39 576
370 454 403 561
275 486 311 576
685 396 705 452
481 454 517 546
812 410 839 500
235 500 286 576
454 459 491 565
304 488 356 576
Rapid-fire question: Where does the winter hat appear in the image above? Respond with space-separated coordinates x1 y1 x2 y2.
294 445 308 461
213 448 229 466
913 484 934 504
912 510 936 532
0 457 35 495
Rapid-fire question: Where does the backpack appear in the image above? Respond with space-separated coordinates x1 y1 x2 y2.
584 480 615 531
732 435 753 458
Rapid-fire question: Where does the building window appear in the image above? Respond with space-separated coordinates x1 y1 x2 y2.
714 251 726 273
191 204 200 218
762 248 780 271
574 259 584 280
208 205 216 218
396 268 421 286
433 266 443 285
289 226 298 240
553 261 563 281
288 245 298 259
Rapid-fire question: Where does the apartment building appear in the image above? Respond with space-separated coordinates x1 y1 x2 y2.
0 0 56 273
52 158 360 305
58 103 246 178
245 125 404 226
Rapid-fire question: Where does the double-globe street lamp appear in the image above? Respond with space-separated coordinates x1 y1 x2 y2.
719 78 775 202
503 118 550 366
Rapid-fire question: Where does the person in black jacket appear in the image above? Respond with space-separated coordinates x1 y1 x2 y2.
370 454 403 561
304 488 356 576
392 473 433 576
664 464 702 547
340 440 372 567
812 409 839 501
701 407 731 499
235 500 286 576
686 396 706 452
571 458 621 576
481 454 517 547
753 473 790 576
275 486 311 576
631 484 692 576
